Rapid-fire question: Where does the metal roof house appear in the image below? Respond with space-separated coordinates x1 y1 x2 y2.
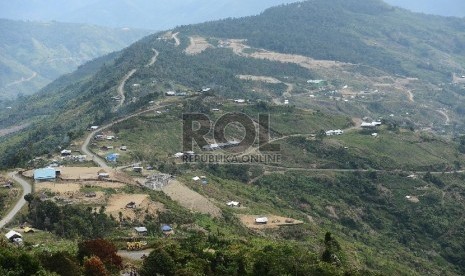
135 227 148 235
34 168 57 182
106 153 119 162
161 225 172 232
255 217 269 224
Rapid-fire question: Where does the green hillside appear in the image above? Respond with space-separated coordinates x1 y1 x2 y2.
0 19 151 101
2 1 465 274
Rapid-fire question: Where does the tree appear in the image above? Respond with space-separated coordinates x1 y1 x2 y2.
316 129 326 141
140 249 176 276
24 193 34 210
84 256 109 276
78 239 122 272
39 252 81 276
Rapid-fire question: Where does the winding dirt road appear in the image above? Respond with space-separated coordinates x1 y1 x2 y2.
116 69 137 109
0 172 32 229
146 49 159 67
81 103 172 168
6 72 37 87
172 32 180 47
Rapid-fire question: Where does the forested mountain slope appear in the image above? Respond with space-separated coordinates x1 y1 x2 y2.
181 0 465 80
0 19 150 100
1 1 465 274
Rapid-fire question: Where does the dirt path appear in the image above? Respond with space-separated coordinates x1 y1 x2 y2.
118 249 154 260
81 103 174 169
116 69 137 109
283 82 294 98
0 172 31 228
437 109 450 125
162 180 221 218
172 32 180 47
406 90 414 102
6 72 37 87
146 49 159 67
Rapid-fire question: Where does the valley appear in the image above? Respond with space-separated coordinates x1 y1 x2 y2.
2 0 465 275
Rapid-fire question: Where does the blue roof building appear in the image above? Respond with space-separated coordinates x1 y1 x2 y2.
34 168 56 181
161 225 172 232
106 153 119 162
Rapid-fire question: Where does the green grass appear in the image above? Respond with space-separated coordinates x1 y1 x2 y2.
335 129 464 170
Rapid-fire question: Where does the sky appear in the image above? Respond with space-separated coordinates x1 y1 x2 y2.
383 0 465 17
0 0 298 30
0 0 463 30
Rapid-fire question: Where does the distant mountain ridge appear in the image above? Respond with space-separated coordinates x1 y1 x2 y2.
0 0 298 29
1 2 465 273
0 19 151 101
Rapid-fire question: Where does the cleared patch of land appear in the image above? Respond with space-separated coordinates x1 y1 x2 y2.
0 123 30 138
23 167 130 183
185 36 213 55
237 75 282 83
452 73 465 84
223 39 351 70
162 180 222 218
36 181 125 194
238 214 303 229
106 193 164 222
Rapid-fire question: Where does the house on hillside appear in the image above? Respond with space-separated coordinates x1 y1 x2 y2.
166 91 176 96
326 129 344 136
227 201 241 207
34 168 57 182
135 227 148 236
161 225 174 235
5 230 22 243
133 167 143 173
98 170 110 179
361 121 382 128
126 202 137 209
255 217 268 224
106 153 119 162
174 152 184 158
90 126 99 131
60 150 72 156
307 79 327 88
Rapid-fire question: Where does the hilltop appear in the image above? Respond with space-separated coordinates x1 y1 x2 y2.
0 19 151 101
1 0 465 274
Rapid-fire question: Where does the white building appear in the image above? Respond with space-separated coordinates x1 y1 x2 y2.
255 217 269 224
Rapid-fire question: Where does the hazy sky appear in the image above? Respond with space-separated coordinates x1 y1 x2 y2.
0 0 463 30
384 0 465 17
0 0 298 29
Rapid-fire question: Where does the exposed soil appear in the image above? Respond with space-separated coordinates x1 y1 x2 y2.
236 75 282 84
223 39 351 70
106 193 164 222
238 214 303 229
185 36 213 55
162 180 222 218
0 123 30 138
